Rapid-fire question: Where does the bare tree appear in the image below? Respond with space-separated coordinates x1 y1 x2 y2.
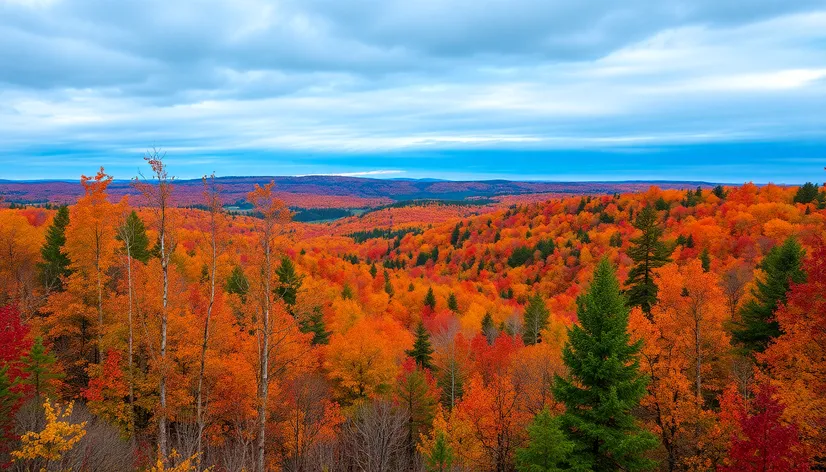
247 181 291 472
133 148 175 460
342 400 408 472
195 173 223 466
720 263 752 319
115 210 139 436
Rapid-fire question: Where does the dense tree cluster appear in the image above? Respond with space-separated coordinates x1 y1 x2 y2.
1 164 825 471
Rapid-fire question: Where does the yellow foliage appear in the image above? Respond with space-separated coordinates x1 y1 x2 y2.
148 449 210 472
12 398 87 463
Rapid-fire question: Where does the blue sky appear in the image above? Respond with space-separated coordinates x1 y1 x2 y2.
0 0 825 182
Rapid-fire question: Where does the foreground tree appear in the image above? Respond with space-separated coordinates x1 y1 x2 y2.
718 384 808 471
516 408 573 472
625 205 671 318
732 237 805 354
247 181 291 472
134 148 175 459
554 258 658 471
761 239 826 461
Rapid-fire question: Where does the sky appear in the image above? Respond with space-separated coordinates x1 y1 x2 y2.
0 0 824 182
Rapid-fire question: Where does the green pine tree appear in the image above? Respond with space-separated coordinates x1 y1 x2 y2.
424 430 455 472
481 311 498 345
554 258 658 471
369 263 378 278
625 205 671 318
116 210 151 263
424 287 437 311
732 237 805 354
700 247 711 272
516 408 574 472
21 337 64 400
299 306 331 345
712 185 726 199
793 182 819 204
450 223 462 248
342 283 354 300
447 292 459 312
522 293 550 346
0 365 21 443
407 322 435 370
226 265 249 299
384 270 395 297
38 205 72 291
275 256 303 310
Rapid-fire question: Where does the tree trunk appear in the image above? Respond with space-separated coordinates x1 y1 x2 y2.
256 241 271 472
196 206 218 467
126 245 135 437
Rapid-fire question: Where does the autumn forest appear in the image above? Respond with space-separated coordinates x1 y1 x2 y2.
1 153 825 472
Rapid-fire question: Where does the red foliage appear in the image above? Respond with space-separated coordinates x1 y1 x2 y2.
719 383 809 472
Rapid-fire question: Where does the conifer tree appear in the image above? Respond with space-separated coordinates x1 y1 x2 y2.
732 237 805 354
226 265 249 299
424 287 436 311
0 365 21 449
516 408 573 472
21 337 63 400
424 431 455 472
625 205 671 318
793 182 819 204
407 322 435 370
522 293 550 346
38 205 71 291
275 256 302 309
116 210 151 263
447 292 458 312
554 259 658 471
481 312 498 345
384 270 395 297
299 306 331 345
700 247 711 272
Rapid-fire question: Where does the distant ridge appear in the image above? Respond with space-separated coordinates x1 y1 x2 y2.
0 175 733 208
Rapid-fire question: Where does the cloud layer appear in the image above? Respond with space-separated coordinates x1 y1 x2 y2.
0 0 824 180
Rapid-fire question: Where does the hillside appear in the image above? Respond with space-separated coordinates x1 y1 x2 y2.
0 175 721 209
1 170 823 471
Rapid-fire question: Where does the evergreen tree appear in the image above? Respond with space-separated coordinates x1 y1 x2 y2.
481 312 498 345
793 182 819 204
275 256 303 309
342 284 354 300
625 205 671 318
700 247 711 272
554 259 658 471
38 205 71 291
424 431 455 472
384 270 395 297
712 185 726 199
116 210 151 263
450 223 462 248
424 287 437 311
407 322 435 370
0 365 21 447
299 306 331 345
522 294 550 346
516 409 573 472
226 265 249 299
447 292 459 312
369 263 378 278
21 337 63 400
732 237 805 354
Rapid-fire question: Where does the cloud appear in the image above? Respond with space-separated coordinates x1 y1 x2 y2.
0 1 824 179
